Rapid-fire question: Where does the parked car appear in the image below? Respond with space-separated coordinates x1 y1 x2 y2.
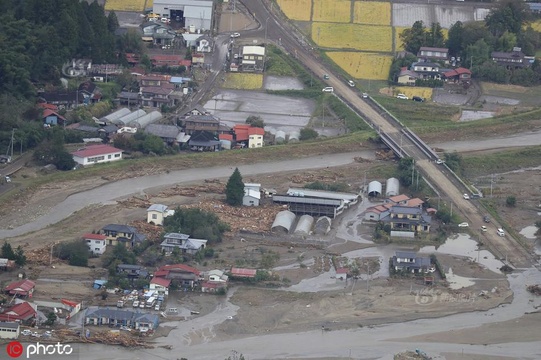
322 87 334 93
21 330 32 336
483 215 491 223
463 193 470 200
361 93 368 98
435 159 444 164
396 93 409 100
412 96 425 102
497 228 505 236
323 74 330 80
481 226 487 232
154 304 160 311
347 80 355 87
458 222 469 227
230 32 241 38
120 326 131 332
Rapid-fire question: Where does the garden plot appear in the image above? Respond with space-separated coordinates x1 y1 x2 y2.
204 90 315 131
353 1 391 26
277 0 312 21
312 0 352 23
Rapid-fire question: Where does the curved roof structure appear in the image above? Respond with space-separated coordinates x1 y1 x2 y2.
289 130 300 142
294 215 314 235
314 216 331 235
385 177 400 197
102 108 131 123
271 210 296 233
129 110 162 129
368 181 382 197
275 130 286 144
113 109 147 126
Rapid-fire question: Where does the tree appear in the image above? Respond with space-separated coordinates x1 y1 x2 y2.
55 240 89 267
225 168 244 206
399 21 427 54
245 115 265 128
143 134 166 155
506 195 516 207
1 241 15 260
427 22 445 48
446 21 464 57
14 246 26 267
164 208 230 244
464 39 491 69
485 0 530 38
495 31 517 52
300 128 318 141
44 312 57 326
107 11 119 33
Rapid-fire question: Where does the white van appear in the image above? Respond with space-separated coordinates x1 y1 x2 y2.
322 87 334 93
497 228 505 237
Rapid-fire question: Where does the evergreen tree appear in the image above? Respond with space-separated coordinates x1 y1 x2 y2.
14 246 26 267
1 241 15 260
225 168 244 206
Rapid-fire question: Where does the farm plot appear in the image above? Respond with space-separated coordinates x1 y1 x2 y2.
312 0 352 23
223 73 264 90
353 1 391 26
395 87 433 100
327 51 393 80
277 0 312 21
312 23 392 51
104 0 146 11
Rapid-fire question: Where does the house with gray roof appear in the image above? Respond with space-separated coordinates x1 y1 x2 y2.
84 308 159 330
147 204 175 225
392 251 433 274
101 224 147 248
144 124 182 144
380 206 431 234
160 232 207 255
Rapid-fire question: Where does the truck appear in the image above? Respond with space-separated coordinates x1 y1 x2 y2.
117 300 124 308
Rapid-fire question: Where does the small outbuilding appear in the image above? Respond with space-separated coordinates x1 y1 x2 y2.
368 181 382 197
313 216 332 235
0 322 19 339
243 189 261 206
385 177 400 197
271 210 296 233
294 215 314 235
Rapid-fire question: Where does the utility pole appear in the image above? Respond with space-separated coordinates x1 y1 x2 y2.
366 263 370 291
490 173 494 197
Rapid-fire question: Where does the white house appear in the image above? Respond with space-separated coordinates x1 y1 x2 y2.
0 322 19 339
149 277 171 296
83 233 107 255
71 144 123 166
243 189 260 206
248 127 264 148
207 269 228 283
147 204 174 226
160 233 207 255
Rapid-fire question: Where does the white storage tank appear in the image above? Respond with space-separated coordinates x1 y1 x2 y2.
271 210 296 233
275 130 286 144
294 215 314 235
129 110 162 129
113 109 147 126
385 177 400 197
368 181 382 197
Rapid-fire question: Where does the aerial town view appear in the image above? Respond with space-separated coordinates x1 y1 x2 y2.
1 0 541 359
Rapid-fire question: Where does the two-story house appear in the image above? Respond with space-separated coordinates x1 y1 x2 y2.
411 62 441 80
101 224 146 248
417 47 449 62
241 45 266 72
397 69 421 86
83 233 107 255
491 47 534 69
160 233 207 255
248 127 265 148
182 114 230 135
140 86 174 108
153 264 200 288
146 204 175 225
380 206 431 233
392 251 433 273
117 264 149 278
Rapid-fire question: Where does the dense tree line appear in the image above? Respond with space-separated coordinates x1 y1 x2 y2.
396 0 541 86
164 208 230 244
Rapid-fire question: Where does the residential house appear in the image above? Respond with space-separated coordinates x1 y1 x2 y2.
196 36 213 53
71 144 123 166
140 74 172 87
380 206 431 233
406 198 424 208
140 86 174 108
182 33 201 48
234 124 251 144
38 91 85 110
182 114 221 134
0 322 19 339
397 68 420 86
491 47 533 69
442 67 472 84
67 58 92 77
188 131 222 152
160 233 208 255
101 224 146 247
248 127 264 148
149 277 171 296
144 124 182 145
154 264 200 288
385 194 410 206
392 251 433 273
78 81 102 104
417 47 448 62
219 133 234 149
230 267 257 279
117 264 149 279
411 62 441 80
241 45 265 72
243 189 260 207
84 308 159 330
201 281 226 293
364 204 392 221
207 270 228 283
146 204 174 226
42 109 66 126
192 53 205 66
125 53 140 66
150 55 191 69
0 302 37 323
83 233 107 255
0 258 15 271
117 91 141 106
181 105 210 118
336 267 349 281
4 280 35 298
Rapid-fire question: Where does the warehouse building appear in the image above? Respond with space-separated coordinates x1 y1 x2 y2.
153 0 214 31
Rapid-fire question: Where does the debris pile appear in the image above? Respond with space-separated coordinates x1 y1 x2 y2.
289 172 343 184
158 183 225 198
26 244 56 265
527 284 541 296
183 201 282 233
118 197 151 209
131 220 163 243
83 330 152 348
376 150 395 161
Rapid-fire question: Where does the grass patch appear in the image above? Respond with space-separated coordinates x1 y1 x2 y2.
104 0 146 11
223 73 263 90
265 45 299 77
462 146 541 178
325 96 371 131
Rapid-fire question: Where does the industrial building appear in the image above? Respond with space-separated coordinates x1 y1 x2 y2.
153 0 214 32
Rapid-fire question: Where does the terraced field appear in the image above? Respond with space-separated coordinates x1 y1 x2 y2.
312 0 352 23
353 1 391 26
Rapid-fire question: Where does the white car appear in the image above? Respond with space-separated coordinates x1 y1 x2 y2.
436 159 444 164
322 87 334 93
463 193 470 200
481 226 487 232
396 94 409 100
230 32 240 38
348 80 355 87
497 228 505 236
21 330 32 336
361 93 368 98
458 222 469 228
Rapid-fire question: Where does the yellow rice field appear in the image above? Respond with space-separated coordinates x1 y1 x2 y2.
146 0 153 8
313 23 392 51
395 87 433 99
277 0 312 21
105 0 146 11
327 52 393 80
353 1 391 26
312 0 352 23
223 73 263 90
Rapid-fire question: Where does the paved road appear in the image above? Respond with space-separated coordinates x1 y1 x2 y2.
0 152 370 239
434 130 541 152
239 0 534 268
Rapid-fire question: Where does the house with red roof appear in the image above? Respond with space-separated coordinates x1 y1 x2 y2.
149 55 191 69
154 264 200 288
71 144 123 166
230 267 257 279
149 276 171 296
0 302 37 323
4 280 35 298
42 109 66 126
83 233 107 255
442 67 472 84
336 267 349 281
248 127 265 148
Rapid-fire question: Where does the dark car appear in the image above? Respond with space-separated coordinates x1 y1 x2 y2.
483 215 491 223
412 96 425 102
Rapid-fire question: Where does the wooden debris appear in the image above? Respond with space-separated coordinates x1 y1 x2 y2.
527 284 541 296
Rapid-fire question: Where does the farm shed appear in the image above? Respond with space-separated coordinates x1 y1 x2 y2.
101 108 131 123
368 181 382 197
313 216 332 235
288 130 300 142
385 177 400 197
113 109 147 126
129 111 163 129
271 210 296 233
275 130 286 144
294 215 314 235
